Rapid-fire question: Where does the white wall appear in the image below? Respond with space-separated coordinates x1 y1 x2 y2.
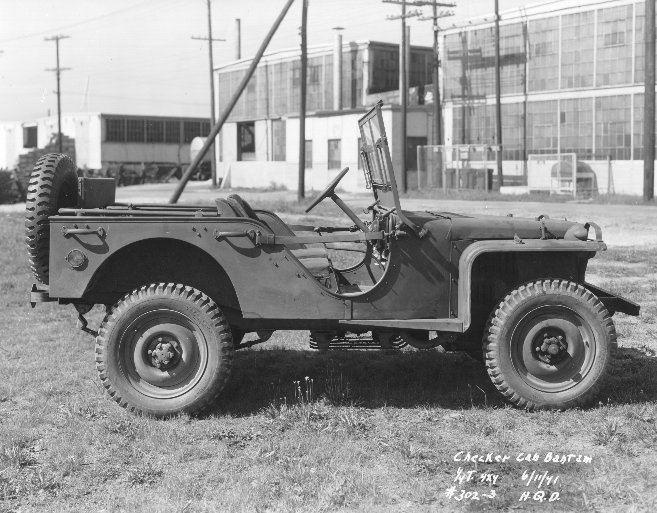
217 108 433 193
0 123 24 168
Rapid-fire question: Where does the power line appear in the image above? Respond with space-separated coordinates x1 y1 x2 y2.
0 0 172 43
44 35 70 153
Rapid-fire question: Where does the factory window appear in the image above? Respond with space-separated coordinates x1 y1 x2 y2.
146 120 164 143
328 139 341 169
560 98 593 159
528 17 559 92
596 5 632 86
308 64 321 84
126 119 145 143
595 95 631 160
272 119 286 161
305 140 313 169
22 125 37 148
406 137 427 171
165 120 180 144
183 121 202 143
105 118 125 142
561 12 594 89
237 121 256 161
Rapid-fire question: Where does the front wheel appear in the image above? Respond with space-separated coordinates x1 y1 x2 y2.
484 280 616 410
95 283 233 417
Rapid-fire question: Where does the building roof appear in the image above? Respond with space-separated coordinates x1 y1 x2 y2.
215 39 433 73
442 0 633 33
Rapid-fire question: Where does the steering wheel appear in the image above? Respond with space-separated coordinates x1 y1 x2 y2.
305 166 350 213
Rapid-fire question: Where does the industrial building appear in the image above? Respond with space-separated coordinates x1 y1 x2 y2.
441 0 656 195
213 39 436 192
1 113 210 172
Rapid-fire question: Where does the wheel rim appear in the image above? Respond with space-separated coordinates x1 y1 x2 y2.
118 309 209 399
510 305 596 393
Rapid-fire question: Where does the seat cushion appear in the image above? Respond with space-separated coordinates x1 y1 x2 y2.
215 198 238 217
290 247 328 259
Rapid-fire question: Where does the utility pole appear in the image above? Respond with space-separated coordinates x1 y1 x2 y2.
644 0 655 201
418 1 456 146
170 0 297 203
494 0 504 188
192 0 225 188
44 35 70 154
385 1 422 193
298 0 308 201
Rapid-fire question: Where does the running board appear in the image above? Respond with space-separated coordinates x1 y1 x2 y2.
338 318 463 332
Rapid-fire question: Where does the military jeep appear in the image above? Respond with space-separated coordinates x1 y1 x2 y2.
26 102 639 417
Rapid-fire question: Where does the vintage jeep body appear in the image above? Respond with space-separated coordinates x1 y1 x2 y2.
26 102 639 417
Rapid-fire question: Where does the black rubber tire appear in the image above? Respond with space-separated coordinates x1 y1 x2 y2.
484 280 616 410
25 153 79 284
95 283 233 417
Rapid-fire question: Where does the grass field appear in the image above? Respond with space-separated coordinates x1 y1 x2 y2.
1 204 656 512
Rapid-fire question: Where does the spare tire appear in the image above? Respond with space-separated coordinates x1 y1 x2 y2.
25 153 79 284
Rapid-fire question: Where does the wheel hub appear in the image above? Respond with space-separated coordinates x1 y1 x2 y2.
147 336 181 370
534 332 568 364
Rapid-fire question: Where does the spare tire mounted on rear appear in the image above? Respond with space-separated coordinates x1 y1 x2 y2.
25 153 79 285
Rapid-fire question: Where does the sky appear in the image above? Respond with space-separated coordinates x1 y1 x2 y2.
0 0 534 122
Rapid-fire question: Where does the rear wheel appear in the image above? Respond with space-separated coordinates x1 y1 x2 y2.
484 280 616 410
95 283 233 417
25 153 78 284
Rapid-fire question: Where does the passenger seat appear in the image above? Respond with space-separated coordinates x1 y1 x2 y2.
214 194 336 290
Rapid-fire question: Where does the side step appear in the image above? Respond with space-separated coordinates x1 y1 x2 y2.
30 283 56 308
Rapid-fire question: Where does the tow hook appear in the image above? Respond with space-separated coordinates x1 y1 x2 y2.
74 303 98 338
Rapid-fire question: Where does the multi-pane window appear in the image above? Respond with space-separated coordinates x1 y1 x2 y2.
328 139 341 169
499 23 525 95
104 117 204 144
527 100 559 154
596 5 633 86
561 12 594 89
595 95 631 160
165 120 180 144
106 118 125 142
635 2 645 84
527 17 559 92
634 93 644 160
237 121 256 161
126 119 145 142
145 120 164 143
560 98 593 159
183 121 202 143
272 119 286 161
502 102 524 160
305 140 313 169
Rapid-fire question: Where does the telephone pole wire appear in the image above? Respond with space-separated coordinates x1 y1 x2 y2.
44 35 70 153
192 0 225 188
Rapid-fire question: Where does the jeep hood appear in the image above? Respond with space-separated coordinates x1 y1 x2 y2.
403 210 590 242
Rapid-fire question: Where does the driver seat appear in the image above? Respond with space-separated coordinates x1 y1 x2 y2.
215 194 335 289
